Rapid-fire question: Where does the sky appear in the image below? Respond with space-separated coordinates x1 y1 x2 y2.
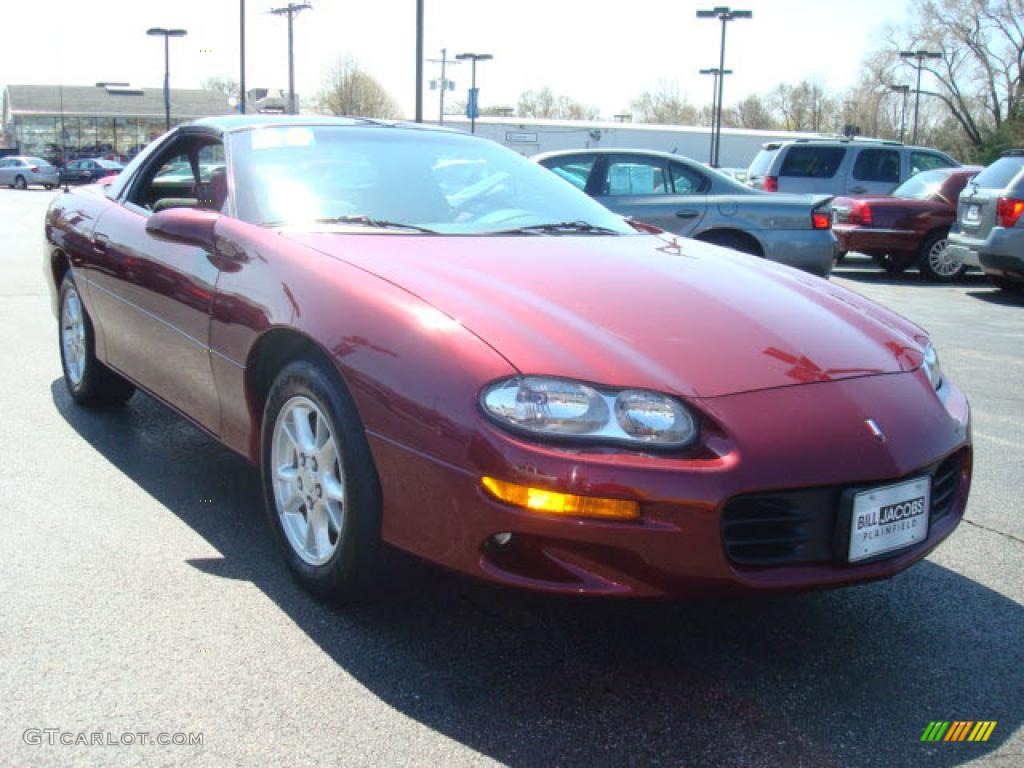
2 0 913 119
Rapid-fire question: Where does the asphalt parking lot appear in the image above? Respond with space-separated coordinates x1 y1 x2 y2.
1 186 1022 768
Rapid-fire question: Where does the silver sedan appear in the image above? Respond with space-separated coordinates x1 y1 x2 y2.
534 149 837 277
0 156 60 190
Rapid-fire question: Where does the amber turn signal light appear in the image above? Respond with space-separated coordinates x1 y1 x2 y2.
480 476 640 521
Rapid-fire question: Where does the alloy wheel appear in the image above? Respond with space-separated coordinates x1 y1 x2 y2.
61 286 87 386
926 237 961 278
271 395 346 566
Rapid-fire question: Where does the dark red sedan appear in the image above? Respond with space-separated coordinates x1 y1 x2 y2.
44 117 971 601
832 167 982 281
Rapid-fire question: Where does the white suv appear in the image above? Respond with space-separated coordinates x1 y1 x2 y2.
746 138 958 196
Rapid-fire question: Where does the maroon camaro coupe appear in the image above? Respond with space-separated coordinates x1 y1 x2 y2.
45 116 972 600
832 166 982 281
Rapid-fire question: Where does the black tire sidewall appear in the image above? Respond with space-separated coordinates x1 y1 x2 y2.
260 359 381 599
14 175 26 190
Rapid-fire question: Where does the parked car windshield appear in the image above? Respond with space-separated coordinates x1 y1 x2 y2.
230 125 636 235
970 156 1024 190
892 168 951 200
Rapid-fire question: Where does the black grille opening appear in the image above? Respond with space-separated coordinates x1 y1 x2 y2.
722 450 966 568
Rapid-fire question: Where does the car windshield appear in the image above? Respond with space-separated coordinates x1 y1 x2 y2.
747 148 778 177
229 125 636 235
892 169 951 200
971 156 1024 190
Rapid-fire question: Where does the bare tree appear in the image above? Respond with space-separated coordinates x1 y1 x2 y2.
517 87 599 120
316 57 401 119
770 80 837 132
201 76 240 103
631 81 698 125
733 94 778 129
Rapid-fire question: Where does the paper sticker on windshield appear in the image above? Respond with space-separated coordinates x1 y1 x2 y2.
251 127 315 150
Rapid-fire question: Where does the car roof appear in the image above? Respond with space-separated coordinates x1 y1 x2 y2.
188 114 461 136
533 148 693 162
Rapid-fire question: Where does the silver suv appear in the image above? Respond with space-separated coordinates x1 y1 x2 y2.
947 150 1024 293
746 138 958 196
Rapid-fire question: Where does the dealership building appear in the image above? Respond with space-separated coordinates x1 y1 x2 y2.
1 83 233 164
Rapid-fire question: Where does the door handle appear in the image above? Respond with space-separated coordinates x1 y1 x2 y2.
676 209 700 219
92 233 110 254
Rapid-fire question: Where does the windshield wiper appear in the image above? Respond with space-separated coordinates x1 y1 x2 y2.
314 215 437 233
491 220 621 236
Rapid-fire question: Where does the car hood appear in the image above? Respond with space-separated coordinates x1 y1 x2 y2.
285 231 926 398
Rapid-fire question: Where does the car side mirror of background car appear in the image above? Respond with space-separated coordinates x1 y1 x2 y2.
145 207 220 250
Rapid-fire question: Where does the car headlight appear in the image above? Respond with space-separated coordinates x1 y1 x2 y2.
480 376 698 448
923 342 943 390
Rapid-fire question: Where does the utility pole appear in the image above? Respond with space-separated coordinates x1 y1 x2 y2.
455 52 492 134
427 49 460 124
696 7 751 168
146 27 188 131
239 0 246 114
700 67 731 166
270 2 312 115
899 49 942 144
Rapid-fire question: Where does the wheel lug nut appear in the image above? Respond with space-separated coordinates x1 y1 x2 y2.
300 455 306 467
316 484 322 498
298 477 303 489
311 458 318 472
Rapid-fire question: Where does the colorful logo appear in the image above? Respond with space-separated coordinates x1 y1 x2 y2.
921 721 997 742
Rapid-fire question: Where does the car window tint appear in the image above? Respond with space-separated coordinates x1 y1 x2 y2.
539 155 597 191
910 151 955 176
852 149 900 182
604 158 669 196
778 147 845 178
670 162 705 194
197 144 225 183
971 157 1024 190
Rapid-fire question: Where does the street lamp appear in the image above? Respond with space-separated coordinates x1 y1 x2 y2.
899 49 942 144
146 27 188 132
455 52 493 134
699 67 731 165
270 2 312 115
889 84 910 143
696 6 751 168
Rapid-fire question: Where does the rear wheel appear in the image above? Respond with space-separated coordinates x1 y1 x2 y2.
918 230 965 282
697 230 763 257
14 175 27 190
261 359 382 602
59 275 136 406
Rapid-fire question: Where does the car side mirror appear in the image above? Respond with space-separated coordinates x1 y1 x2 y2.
145 207 220 250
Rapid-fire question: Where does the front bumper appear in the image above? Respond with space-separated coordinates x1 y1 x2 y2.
370 371 971 598
759 229 838 277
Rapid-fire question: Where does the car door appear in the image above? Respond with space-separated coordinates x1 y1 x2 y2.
87 131 224 433
592 154 709 235
0 158 13 185
846 148 902 194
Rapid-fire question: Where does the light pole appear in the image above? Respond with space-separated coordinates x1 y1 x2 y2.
899 49 942 144
415 0 424 122
239 0 246 114
455 52 492 134
146 27 188 132
270 2 312 115
889 84 910 143
696 6 751 168
699 67 731 165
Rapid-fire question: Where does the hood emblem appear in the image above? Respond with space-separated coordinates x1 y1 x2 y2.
865 418 887 444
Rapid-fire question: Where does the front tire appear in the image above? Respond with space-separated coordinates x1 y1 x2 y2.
918 230 965 282
58 275 136 406
260 359 382 602
14 175 27 190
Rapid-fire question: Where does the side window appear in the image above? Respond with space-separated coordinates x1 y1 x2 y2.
539 155 597 191
910 151 955 176
779 147 846 178
128 137 227 213
853 149 901 182
670 163 706 194
0 159 11 168
603 157 669 196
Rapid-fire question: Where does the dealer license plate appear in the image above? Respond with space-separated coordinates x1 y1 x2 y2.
848 477 930 563
963 204 981 224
